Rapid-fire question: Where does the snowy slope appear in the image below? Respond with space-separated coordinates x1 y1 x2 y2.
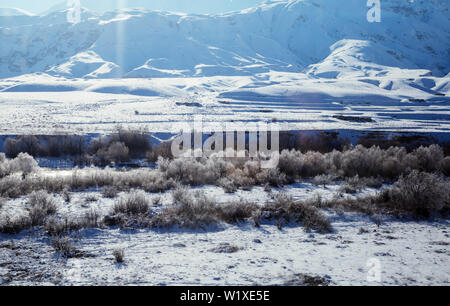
42 0 265 15
0 0 448 79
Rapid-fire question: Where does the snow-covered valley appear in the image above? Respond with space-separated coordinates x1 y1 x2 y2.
0 0 448 136
0 0 449 288
1 181 449 286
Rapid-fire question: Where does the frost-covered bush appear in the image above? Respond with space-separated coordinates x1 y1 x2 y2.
382 170 449 218
283 145 449 179
255 193 332 233
112 191 150 216
45 135 85 157
158 157 229 186
0 152 38 178
302 151 328 177
11 153 39 176
339 145 385 178
312 174 338 186
0 153 12 178
27 190 58 226
96 141 130 165
0 215 32 234
88 128 151 160
146 141 173 162
278 150 329 178
440 156 450 176
278 150 304 177
218 177 238 193
152 188 220 228
51 236 79 258
102 186 119 198
410 145 444 172
111 127 151 158
113 248 125 263
339 175 382 193
4 135 42 158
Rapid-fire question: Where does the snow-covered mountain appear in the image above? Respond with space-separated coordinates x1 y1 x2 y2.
42 0 265 15
0 0 448 79
0 7 34 16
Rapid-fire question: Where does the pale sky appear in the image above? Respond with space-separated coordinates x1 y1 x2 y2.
0 0 267 15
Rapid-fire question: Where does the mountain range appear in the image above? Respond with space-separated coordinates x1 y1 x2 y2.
0 0 448 79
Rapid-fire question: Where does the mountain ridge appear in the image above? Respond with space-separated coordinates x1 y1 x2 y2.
0 0 448 79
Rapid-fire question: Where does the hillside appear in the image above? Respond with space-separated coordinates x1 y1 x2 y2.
41 0 264 15
0 0 448 79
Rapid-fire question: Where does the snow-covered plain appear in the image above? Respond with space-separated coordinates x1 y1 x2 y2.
0 1 449 135
0 0 449 286
0 166 448 286
0 72 449 135
0 180 449 286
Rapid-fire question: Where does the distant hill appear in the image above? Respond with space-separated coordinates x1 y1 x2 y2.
41 0 265 15
0 0 448 79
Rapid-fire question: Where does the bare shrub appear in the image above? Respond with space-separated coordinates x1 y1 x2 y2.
146 141 173 162
87 136 110 155
45 217 83 236
318 171 449 219
217 202 258 224
278 150 304 177
158 157 225 186
440 156 450 176
84 194 98 202
312 174 338 186
295 132 349 153
51 236 80 258
96 141 130 165
112 191 150 215
0 167 176 199
11 153 39 177
0 153 11 178
152 188 220 228
0 153 39 179
156 188 257 227
113 248 125 263
209 243 243 254
0 215 32 234
227 168 256 190
382 170 449 218
338 183 358 194
4 135 42 158
339 175 382 193
45 135 85 157
27 191 58 226
102 186 119 198
339 145 384 178
411 145 444 172
256 194 333 233
284 273 331 286
111 127 151 158
218 177 237 193
82 209 100 228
